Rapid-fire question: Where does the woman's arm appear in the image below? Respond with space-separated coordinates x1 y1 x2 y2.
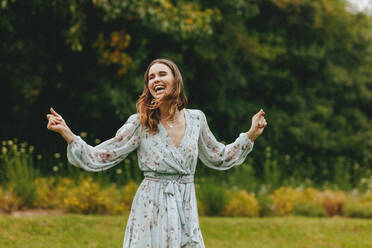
47 107 141 172
197 109 266 170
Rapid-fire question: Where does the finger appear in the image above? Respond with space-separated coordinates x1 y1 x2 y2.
258 109 265 117
50 107 61 117
47 114 57 120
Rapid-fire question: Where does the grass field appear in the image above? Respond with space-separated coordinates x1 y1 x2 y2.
0 215 372 248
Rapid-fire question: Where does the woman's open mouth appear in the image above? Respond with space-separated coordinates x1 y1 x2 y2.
154 85 166 95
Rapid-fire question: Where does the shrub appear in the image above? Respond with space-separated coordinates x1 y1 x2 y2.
62 177 120 214
318 190 346 216
361 192 372 204
344 200 372 218
118 180 139 213
0 186 23 213
1 142 39 207
197 199 206 216
197 180 228 216
298 187 320 204
34 177 57 208
122 181 138 206
270 187 302 216
222 190 260 217
256 194 274 217
293 202 327 217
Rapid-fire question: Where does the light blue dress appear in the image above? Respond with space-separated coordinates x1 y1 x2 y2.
67 108 254 248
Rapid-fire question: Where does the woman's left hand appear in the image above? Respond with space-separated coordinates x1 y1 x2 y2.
247 109 267 142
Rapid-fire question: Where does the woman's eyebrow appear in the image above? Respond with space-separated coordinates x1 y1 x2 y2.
149 70 167 77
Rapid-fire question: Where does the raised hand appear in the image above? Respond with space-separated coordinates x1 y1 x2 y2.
247 109 267 142
46 107 76 144
46 107 67 134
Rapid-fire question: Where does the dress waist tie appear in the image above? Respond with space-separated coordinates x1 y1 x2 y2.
143 172 194 227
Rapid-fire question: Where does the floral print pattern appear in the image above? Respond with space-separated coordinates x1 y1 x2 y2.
67 109 254 248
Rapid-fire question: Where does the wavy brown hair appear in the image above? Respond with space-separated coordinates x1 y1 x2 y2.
136 58 188 133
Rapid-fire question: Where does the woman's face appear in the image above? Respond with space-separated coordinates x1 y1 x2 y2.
148 63 175 99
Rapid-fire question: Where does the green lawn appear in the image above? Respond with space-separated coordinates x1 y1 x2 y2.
0 215 372 248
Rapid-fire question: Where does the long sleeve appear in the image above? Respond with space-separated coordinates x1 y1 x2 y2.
197 110 254 170
67 113 141 172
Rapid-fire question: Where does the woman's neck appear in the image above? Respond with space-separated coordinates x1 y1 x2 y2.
159 104 180 120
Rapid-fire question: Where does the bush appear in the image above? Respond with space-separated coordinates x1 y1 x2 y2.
256 194 274 217
318 190 346 216
34 177 57 208
270 187 302 216
1 141 39 207
197 180 228 216
62 177 121 214
344 200 372 218
293 202 327 217
361 192 372 204
118 180 139 213
0 186 23 213
222 190 260 217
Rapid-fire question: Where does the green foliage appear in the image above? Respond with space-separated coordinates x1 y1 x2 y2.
344 199 372 218
0 140 39 207
196 178 228 216
293 202 328 217
1 0 371 187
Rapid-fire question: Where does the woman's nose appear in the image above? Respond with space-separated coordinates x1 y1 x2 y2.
154 75 160 82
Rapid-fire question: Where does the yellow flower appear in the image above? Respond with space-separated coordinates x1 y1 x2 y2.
95 138 101 144
37 154 43 160
2 147 7 154
80 132 88 138
53 166 59 172
54 153 61 159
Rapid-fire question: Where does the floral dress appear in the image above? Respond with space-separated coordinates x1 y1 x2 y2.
67 108 254 248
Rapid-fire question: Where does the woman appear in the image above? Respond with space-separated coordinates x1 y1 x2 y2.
46 58 267 248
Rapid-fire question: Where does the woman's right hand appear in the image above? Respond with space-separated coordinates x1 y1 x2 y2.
46 107 75 144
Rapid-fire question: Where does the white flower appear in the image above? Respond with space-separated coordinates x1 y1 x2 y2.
116 168 123 174
37 154 43 160
53 166 59 172
54 153 61 159
7 140 13 146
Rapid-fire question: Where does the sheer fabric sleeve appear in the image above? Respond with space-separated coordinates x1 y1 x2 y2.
197 110 254 170
66 114 141 172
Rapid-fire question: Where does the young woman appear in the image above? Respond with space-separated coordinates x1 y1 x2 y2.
46 58 267 248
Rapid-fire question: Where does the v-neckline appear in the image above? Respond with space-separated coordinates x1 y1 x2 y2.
159 109 188 150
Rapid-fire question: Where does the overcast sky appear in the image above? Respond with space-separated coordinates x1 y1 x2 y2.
346 0 371 11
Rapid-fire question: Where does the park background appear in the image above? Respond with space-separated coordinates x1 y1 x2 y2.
1 0 372 247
